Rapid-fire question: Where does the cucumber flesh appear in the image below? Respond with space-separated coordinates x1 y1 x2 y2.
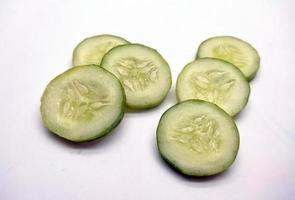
157 100 240 176
73 34 129 66
197 36 260 80
40 65 125 142
100 44 172 109
176 58 250 116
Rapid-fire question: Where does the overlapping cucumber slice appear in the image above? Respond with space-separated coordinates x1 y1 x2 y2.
176 58 250 116
73 34 129 66
100 44 172 109
197 36 260 80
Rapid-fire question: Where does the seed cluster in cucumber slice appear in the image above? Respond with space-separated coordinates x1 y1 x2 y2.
157 100 239 176
176 58 250 116
40 65 125 142
197 36 260 80
41 34 172 142
41 33 260 178
73 34 130 66
157 35 259 176
100 44 172 110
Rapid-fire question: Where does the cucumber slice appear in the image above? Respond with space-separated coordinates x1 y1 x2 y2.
100 44 172 109
176 58 250 116
197 36 260 80
72 34 129 66
40 65 125 142
157 100 239 176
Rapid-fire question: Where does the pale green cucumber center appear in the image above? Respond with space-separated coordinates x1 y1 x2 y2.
114 57 158 92
59 78 110 121
84 41 122 63
168 114 221 155
189 69 236 106
212 43 249 69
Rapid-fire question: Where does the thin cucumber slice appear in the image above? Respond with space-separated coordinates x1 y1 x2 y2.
176 58 250 116
197 36 260 80
73 34 129 66
157 100 240 176
40 65 125 142
100 44 172 109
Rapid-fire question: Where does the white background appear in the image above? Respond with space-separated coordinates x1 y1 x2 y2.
1 0 295 199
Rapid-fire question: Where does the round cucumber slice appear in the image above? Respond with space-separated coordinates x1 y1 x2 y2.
197 36 260 80
100 44 172 110
40 65 125 142
157 100 240 176
72 34 130 66
176 58 250 116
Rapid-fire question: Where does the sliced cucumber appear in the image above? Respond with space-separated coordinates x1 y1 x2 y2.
197 36 260 80
176 58 250 116
157 100 239 176
100 44 172 109
72 34 129 66
40 65 125 142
